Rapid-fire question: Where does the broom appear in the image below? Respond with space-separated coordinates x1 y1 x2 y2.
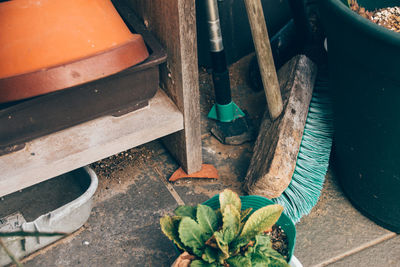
272 0 333 223
243 0 333 223
272 68 333 223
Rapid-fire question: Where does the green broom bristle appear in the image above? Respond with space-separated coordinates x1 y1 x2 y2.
272 70 333 223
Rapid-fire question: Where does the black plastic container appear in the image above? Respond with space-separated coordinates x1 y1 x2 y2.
319 0 400 232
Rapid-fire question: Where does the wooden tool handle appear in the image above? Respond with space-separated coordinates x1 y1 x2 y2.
244 0 283 120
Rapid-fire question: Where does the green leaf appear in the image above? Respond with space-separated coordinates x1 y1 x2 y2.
252 251 289 267
222 204 240 244
160 216 186 250
252 235 274 258
240 204 283 240
215 209 223 226
175 206 197 220
214 231 229 263
238 208 253 237
251 253 273 267
226 255 252 267
219 189 241 214
190 260 218 267
253 234 272 251
253 235 289 267
230 236 249 251
178 217 207 257
222 227 236 247
244 244 255 256
202 247 218 263
240 208 253 222
197 205 218 237
267 256 290 267
260 247 289 266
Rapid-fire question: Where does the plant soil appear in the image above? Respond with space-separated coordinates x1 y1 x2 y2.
349 1 400 33
265 224 289 260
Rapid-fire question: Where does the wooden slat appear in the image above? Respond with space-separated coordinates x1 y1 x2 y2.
0 89 183 197
124 0 202 174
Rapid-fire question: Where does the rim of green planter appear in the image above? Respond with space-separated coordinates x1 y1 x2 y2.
203 194 296 263
325 0 400 45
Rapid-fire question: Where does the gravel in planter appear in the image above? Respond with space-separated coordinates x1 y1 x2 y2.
371 7 400 32
349 0 400 32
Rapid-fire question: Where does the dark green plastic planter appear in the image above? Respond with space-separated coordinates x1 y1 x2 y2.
318 0 400 232
203 195 296 262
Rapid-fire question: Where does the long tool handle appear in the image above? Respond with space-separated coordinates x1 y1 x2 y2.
205 0 232 106
244 0 283 120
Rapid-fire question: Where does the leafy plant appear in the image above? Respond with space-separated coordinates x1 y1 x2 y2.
160 189 289 267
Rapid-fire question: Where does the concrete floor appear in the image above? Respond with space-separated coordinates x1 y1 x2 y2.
19 55 400 267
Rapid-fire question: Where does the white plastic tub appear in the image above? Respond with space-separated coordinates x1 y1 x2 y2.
0 166 98 265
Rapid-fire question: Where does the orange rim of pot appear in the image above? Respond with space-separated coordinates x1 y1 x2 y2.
0 35 149 103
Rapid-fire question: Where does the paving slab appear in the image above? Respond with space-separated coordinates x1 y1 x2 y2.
150 134 255 207
149 144 224 207
201 136 253 191
329 235 400 267
294 168 395 267
25 156 179 267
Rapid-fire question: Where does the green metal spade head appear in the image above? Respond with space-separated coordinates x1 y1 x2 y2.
208 101 245 123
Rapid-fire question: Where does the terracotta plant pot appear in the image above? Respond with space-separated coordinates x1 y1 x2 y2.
171 252 193 267
0 0 149 103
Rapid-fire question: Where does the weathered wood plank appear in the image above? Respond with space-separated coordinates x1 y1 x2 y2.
124 0 202 174
243 55 317 198
0 89 183 197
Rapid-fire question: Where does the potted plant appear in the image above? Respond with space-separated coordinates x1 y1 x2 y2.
317 0 400 232
160 189 297 266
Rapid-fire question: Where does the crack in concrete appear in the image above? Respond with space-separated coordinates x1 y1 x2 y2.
152 164 185 206
313 232 398 267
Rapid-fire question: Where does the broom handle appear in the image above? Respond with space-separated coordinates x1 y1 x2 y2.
244 0 283 120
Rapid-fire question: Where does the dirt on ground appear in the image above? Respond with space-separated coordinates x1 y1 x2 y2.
90 145 154 202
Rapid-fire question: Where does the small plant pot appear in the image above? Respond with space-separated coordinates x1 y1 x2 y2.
172 253 303 267
204 195 296 262
172 194 299 266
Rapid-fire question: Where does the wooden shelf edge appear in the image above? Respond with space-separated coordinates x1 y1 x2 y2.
0 89 183 197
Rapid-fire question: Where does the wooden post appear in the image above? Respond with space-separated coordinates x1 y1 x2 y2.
124 0 202 174
244 0 283 120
